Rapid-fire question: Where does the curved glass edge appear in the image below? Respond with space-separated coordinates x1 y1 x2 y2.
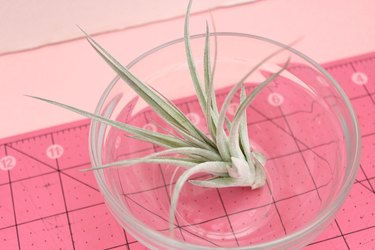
89 32 362 250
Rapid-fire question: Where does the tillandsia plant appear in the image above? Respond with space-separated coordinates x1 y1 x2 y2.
29 0 290 233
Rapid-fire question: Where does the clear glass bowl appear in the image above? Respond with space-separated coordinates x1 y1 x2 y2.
89 33 361 249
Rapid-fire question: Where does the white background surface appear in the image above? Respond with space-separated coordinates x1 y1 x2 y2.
0 0 257 54
0 0 374 139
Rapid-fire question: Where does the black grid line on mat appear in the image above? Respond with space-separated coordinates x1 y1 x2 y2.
0 52 375 249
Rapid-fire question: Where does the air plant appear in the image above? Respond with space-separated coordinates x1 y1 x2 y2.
29 0 289 233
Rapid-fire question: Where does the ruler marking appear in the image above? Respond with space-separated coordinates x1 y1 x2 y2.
266 181 287 235
143 112 186 241
361 81 375 104
0 181 336 236
355 179 375 194
111 130 137 249
59 171 100 192
0 122 90 147
6 144 57 170
279 96 358 249
2 171 56 186
114 166 132 248
278 105 322 200
0 162 94 188
307 235 343 247
103 243 130 250
1 52 375 249
62 162 92 171
50 133 75 250
251 106 331 165
349 93 375 101
4 145 21 250
363 131 375 138
184 102 240 246
349 62 375 105
178 227 220 247
272 105 324 238
359 163 375 194
334 219 351 250
2 201 106 230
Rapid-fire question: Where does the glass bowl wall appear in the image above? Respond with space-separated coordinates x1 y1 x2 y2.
90 33 361 249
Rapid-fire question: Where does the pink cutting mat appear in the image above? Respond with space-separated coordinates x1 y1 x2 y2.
0 52 374 250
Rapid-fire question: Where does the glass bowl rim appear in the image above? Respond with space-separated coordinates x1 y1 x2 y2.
90 32 361 249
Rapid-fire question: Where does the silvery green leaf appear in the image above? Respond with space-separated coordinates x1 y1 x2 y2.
204 25 219 117
229 58 290 161
144 146 222 161
27 96 191 149
204 23 217 141
78 27 215 147
189 177 240 188
189 176 253 188
84 156 199 171
184 0 207 116
146 84 217 150
203 22 211 94
208 20 219 118
239 83 252 162
216 46 292 161
252 151 266 166
251 151 267 189
252 163 266 189
169 161 229 233
87 146 222 172
230 157 255 184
